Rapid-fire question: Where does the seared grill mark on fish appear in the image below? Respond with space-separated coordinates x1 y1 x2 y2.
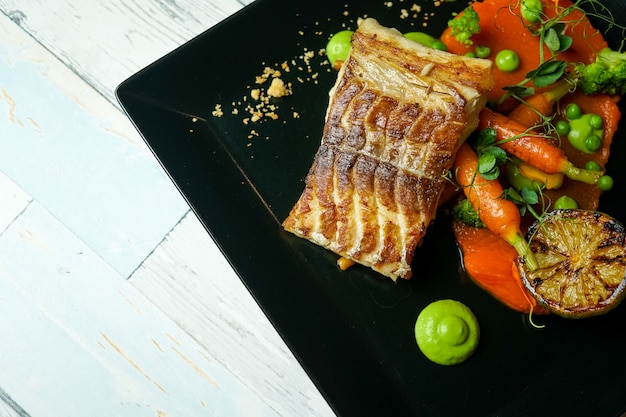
283 18 494 280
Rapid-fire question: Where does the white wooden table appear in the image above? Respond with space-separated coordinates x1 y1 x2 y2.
0 1 335 416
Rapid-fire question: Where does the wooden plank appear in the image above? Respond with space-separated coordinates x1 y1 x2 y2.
0 201 280 417
0 0 254 107
130 211 335 417
0 12 189 277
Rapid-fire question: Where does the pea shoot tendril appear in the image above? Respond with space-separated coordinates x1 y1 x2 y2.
504 0 626 99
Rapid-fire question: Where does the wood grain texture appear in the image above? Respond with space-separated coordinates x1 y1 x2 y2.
130 211 335 417
0 11 190 277
0 202 280 417
0 0 333 415
0 0 254 107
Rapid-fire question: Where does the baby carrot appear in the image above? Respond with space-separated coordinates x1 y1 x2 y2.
478 107 602 184
506 77 573 128
454 142 538 271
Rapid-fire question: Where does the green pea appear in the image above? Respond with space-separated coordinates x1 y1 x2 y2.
589 113 603 130
521 0 543 23
326 30 354 66
565 103 582 120
555 120 570 136
475 45 491 58
495 49 520 72
553 195 579 210
597 175 614 191
585 134 602 152
465 52 477 58
585 160 602 171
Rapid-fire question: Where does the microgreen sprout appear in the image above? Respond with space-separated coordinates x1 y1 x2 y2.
471 128 508 180
503 185 546 220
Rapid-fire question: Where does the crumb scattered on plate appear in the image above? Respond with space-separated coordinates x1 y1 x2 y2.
210 0 446 145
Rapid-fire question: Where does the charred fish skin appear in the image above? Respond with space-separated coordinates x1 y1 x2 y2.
283 18 494 281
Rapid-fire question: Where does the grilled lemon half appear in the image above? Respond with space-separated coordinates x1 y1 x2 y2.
518 209 626 318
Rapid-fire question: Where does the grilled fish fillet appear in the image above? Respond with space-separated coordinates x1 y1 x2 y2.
283 18 494 281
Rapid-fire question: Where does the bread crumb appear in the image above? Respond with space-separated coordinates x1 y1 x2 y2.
267 78 291 98
212 104 223 117
211 21 331 137
256 67 282 84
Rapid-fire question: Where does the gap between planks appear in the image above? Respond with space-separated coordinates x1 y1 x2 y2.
129 210 336 417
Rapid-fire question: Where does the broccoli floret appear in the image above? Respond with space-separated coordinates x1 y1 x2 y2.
574 48 626 96
452 198 485 228
448 6 481 46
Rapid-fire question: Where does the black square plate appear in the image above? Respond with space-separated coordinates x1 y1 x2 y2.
117 1 626 415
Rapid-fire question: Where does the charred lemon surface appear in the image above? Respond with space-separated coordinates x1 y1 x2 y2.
519 209 626 318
